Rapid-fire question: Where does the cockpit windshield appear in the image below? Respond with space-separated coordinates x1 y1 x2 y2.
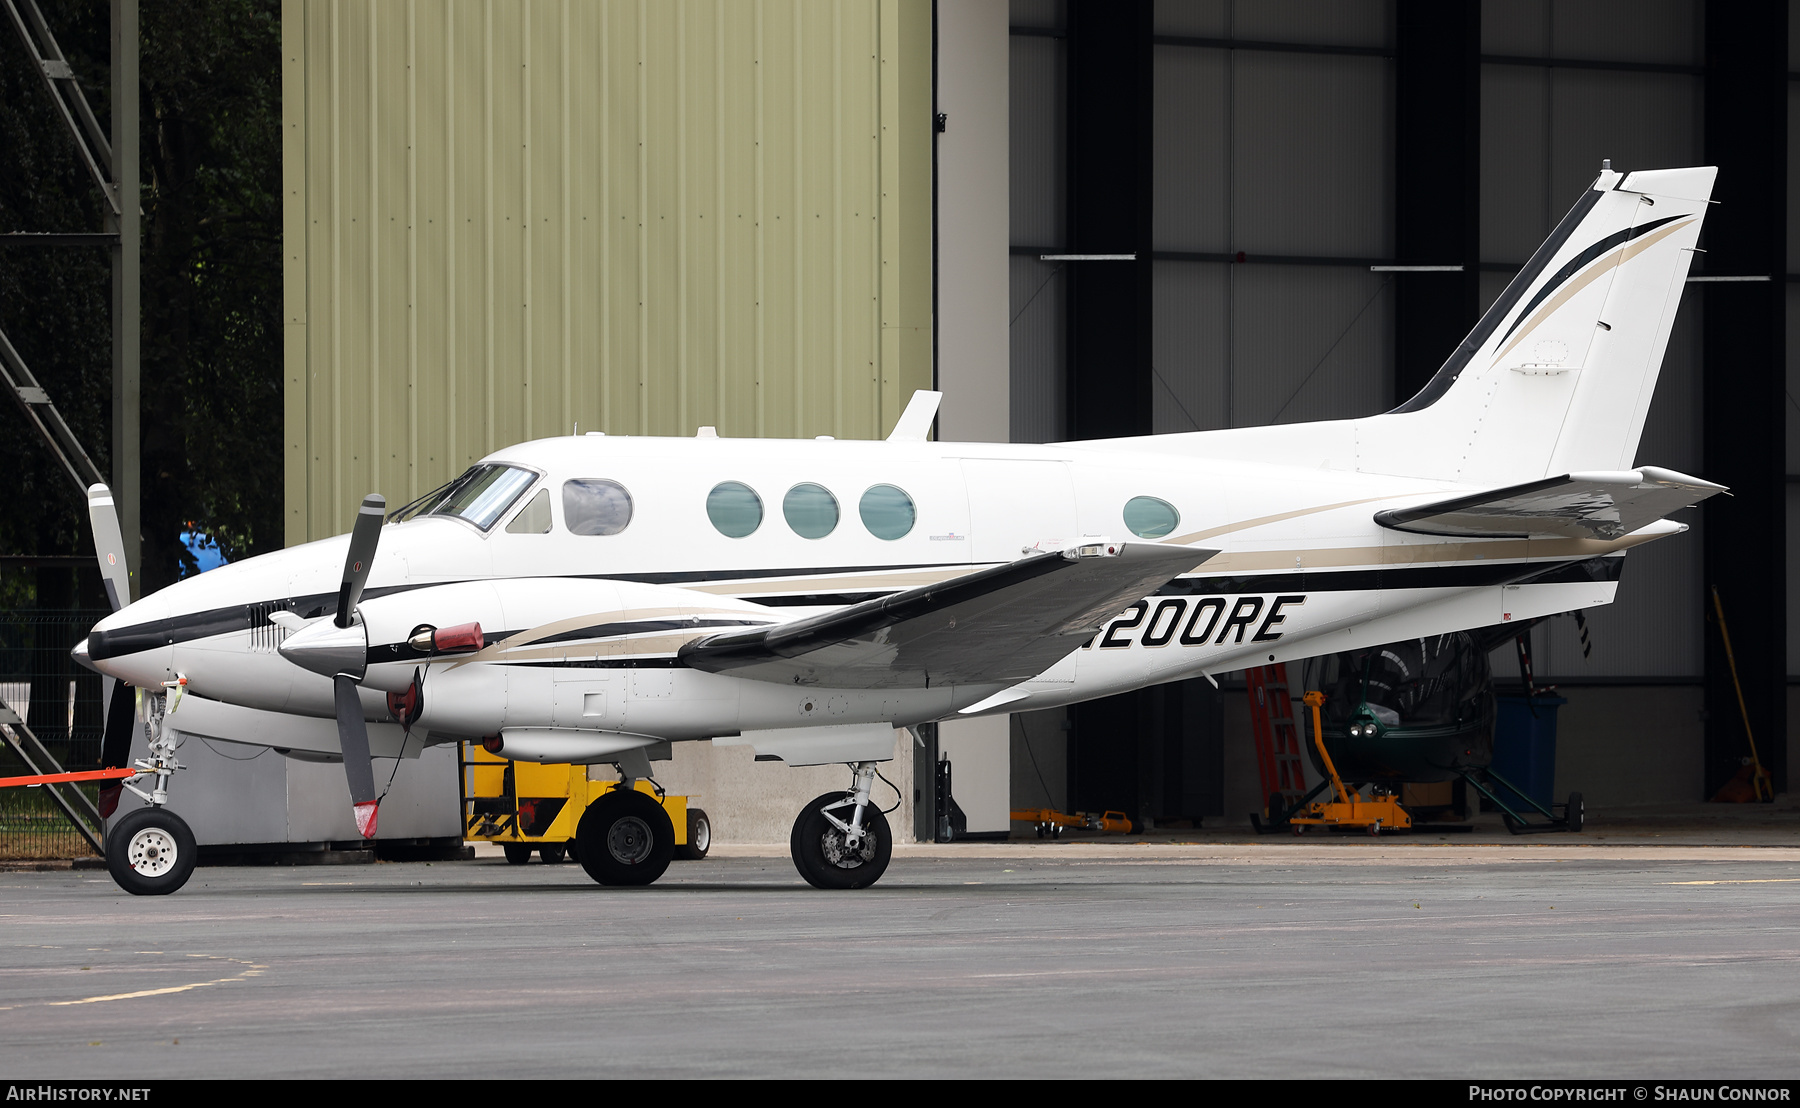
388 464 538 531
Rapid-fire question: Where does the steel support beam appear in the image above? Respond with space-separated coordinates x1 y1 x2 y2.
1063 0 1153 442
0 325 107 495
1059 4 1220 827
2 0 137 593
1701 0 1787 797
1393 1 1481 405
110 0 139 597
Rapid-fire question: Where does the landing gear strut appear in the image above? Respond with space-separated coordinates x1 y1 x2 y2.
790 761 893 890
106 681 196 896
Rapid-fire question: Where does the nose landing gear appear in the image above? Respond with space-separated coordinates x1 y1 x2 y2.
790 761 893 890
104 681 196 895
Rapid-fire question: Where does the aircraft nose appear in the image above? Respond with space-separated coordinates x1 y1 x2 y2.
71 637 99 675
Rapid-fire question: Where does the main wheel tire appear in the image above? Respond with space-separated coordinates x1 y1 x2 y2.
576 789 675 886
105 807 197 896
538 843 567 864
675 807 712 860
503 843 534 865
1565 791 1585 833
790 792 893 890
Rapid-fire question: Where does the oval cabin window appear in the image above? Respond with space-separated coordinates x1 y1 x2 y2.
783 483 840 539
1123 496 1179 539
706 481 763 538
859 484 916 540
562 479 633 536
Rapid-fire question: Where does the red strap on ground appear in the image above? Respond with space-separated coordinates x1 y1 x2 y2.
0 767 138 789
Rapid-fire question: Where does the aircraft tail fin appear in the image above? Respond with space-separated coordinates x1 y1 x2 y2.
1372 166 1716 484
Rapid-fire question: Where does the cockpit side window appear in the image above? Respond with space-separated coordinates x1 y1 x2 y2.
563 479 633 536
504 487 553 534
391 464 538 531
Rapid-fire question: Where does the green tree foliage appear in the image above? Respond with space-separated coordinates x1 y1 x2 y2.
0 0 281 594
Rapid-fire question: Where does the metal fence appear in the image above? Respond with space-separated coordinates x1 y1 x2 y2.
0 608 110 858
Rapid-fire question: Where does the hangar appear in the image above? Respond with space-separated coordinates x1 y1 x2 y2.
0 0 1793 855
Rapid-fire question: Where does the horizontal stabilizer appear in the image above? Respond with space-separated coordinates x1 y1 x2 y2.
1374 466 1725 540
679 541 1216 689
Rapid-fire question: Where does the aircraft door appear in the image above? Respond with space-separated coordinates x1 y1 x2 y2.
959 460 1079 564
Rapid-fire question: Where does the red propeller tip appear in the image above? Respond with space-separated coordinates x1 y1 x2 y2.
353 800 379 839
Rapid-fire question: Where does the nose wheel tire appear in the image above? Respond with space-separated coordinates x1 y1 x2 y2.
576 789 675 886
675 807 711 860
503 843 534 865
790 792 892 890
539 843 568 864
105 807 197 896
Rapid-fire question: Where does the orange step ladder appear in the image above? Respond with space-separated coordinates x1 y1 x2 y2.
1245 664 1308 819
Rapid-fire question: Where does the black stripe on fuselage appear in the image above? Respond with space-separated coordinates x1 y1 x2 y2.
87 565 960 661
87 556 1622 660
750 592 897 607
584 562 967 585
504 657 689 669
87 580 447 661
1167 554 1623 596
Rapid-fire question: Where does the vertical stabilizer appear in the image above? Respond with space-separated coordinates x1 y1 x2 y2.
1369 167 1715 483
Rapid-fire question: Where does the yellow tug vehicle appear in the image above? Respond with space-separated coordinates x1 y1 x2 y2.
462 742 711 865
1287 691 1411 835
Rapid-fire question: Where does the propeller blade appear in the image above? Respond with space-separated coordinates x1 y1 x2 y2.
336 493 387 628
88 484 135 819
334 673 380 838
96 677 137 819
86 483 131 612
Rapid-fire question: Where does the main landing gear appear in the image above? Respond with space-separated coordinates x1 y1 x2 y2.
790 761 893 890
576 786 676 886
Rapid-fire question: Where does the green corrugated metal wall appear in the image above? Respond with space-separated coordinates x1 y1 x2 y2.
282 0 934 544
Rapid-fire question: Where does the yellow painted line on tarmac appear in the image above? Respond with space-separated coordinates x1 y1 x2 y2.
48 977 244 1005
1663 878 1800 885
43 955 267 1006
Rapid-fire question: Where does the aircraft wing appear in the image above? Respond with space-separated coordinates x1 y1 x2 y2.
1373 466 1725 540
679 541 1217 689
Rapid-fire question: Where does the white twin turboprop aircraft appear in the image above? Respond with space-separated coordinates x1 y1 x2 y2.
79 165 1723 895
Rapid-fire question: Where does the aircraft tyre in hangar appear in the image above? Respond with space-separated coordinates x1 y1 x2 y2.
576 789 675 886
790 792 892 890
105 807 198 896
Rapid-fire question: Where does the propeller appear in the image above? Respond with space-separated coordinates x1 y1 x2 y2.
86 484 132 613
333 494 386 838
86 484 136 818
